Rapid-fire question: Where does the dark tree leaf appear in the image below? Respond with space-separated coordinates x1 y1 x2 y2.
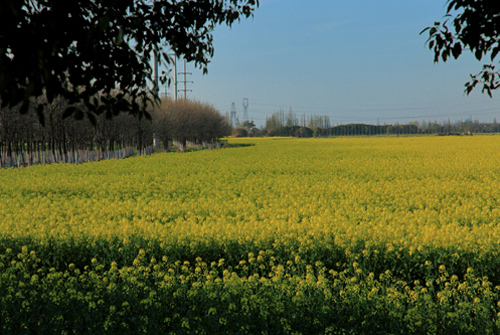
491 46 500 61
475 48 483 61
62 106 77 119
452 42 462 59
36 104 45 127
86 112 97 127
74 110 84 120
19 102 29 115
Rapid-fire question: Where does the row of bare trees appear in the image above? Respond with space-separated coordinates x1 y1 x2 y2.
152 98 231 152
0 96 230 168
0 96 154 168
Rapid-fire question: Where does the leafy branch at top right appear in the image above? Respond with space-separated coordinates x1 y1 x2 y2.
421 0 500 97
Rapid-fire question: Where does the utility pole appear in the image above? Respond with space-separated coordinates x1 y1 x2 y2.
153 46 159 95
166 52 178 100
178 59 193 99
152 0 159 95
242 98 249 122
173 56 177 100
230 102 237 127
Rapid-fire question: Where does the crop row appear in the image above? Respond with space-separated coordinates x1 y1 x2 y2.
1 246 499 334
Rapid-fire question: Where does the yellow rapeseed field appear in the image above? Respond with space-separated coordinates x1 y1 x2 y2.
1 135 500 334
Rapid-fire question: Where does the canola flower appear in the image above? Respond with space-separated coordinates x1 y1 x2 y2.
1 135 500 334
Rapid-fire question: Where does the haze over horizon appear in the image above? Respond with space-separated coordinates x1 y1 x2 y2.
159 0 499 128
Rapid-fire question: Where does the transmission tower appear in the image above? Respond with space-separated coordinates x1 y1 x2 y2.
177 59 193 99
230 102 237 127
243 98 249 121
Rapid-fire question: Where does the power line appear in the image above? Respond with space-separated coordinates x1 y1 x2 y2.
251 101 497 114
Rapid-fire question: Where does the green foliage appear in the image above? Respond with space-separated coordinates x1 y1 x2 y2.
0 246 499 334
0 0 259 125
231 127 248 137
242 120 256 130
295 127 313 138
247 128 265 137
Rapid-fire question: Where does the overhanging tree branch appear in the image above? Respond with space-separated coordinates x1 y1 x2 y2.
421 0 500 97
0 0 259 125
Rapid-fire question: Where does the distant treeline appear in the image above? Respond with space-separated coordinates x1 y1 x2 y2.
264 124 421 137
236 109 500 138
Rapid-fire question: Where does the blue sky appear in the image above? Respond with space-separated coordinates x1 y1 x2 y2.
160 0 499 127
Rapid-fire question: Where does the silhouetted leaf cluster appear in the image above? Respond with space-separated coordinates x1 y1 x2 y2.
421 0 500 97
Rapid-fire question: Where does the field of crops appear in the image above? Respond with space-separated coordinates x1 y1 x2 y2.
1 135 500 334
